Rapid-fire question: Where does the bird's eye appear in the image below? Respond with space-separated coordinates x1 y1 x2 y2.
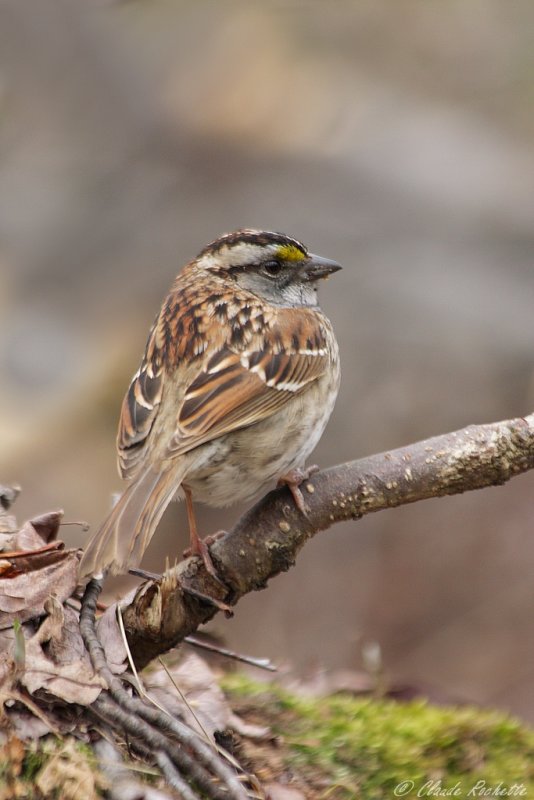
263 260 283 277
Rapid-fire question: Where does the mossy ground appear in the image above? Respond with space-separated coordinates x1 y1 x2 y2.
1 679 533 799
221 674 534 799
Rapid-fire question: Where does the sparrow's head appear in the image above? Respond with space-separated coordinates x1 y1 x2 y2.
194 229 341 307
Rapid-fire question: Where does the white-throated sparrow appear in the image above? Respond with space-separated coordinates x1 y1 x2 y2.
79 230 341 578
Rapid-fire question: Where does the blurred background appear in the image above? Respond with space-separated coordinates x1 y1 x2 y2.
1 0 534 720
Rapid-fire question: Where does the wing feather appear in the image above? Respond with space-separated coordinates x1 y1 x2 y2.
170 344 328 454
117 319 164 479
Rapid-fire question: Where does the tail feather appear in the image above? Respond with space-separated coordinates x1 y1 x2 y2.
78 466 184 578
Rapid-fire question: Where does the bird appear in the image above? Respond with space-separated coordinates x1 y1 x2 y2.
78 229 341 580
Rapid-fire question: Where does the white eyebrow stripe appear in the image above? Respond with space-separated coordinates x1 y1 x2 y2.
198 242 273 271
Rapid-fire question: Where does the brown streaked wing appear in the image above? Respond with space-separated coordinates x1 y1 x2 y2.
169 345 328 454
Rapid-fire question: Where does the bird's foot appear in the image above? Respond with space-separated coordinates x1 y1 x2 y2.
183 530 228 587
277 465 319 516
182 531 233 614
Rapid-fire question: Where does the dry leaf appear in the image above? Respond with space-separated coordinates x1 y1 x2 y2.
0 551 79 628
96 602 128 675
22 598 104 705
0 651 16 691
0 543 67 579
0 620 37 693
0 620 35 651
0 511 63 554
144 650 234 739
27 511 63 544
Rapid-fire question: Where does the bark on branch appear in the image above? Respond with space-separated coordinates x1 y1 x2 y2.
120 413 534 668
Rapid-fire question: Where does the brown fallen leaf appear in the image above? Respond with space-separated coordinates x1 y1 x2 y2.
0 618 36 694
96 601 129 675
0 619 36 651
22 597 104 705
0 551 79 628
0 510 63 554
0 650 16 692
0 542 66 578
144 650 236 739
28 511 63 544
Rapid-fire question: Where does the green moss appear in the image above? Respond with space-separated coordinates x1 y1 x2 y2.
222 674 534 799
21 741 50 782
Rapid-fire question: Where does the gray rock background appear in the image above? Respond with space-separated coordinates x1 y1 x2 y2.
1 1 534 719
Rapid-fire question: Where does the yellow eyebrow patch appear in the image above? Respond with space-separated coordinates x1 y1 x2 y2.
276 244 306 262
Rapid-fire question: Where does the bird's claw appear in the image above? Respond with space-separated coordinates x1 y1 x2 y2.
183 531 228 589
277 465 319 516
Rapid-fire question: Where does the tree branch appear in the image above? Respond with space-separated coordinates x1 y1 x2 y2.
121 413 534 667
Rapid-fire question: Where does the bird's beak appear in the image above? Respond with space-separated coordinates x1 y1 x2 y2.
301 254 342 282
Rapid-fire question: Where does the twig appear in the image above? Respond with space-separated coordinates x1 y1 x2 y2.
92 694 225 800
185 636 277 672
154 751 200 800
80 578 247 800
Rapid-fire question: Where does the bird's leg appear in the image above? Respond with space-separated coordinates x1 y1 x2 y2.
182 485 223 581
277 464 319 515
